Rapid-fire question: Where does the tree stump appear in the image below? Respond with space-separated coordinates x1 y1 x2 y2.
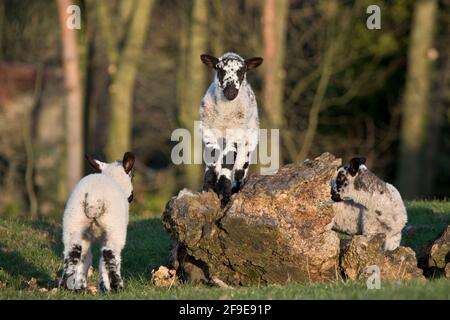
162 152 342 286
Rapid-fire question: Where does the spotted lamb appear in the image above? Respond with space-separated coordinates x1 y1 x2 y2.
60 152 135 292
330 157 407 251
199 52 263 207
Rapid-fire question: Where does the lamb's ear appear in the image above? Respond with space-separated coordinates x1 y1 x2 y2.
200 54 219 69
348 157 365 176
245 57 263 70
122 151 135 174
85 155 105 173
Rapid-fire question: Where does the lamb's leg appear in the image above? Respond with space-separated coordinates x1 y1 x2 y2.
232 142 251 193
99 247 123 292
202 143 220 192
99 229 126 292
217 142 236 207
362 209 402 250
80 238 92 288
61 242 85 290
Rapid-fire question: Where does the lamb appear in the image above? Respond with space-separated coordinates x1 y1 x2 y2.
60 152 135 292
330 157 407 251
199 52 263 207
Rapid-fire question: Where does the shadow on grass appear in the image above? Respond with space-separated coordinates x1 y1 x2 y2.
403 203 450 257
0 244 52 285
28 219 63 257
122 217 170 278
26 216 170 282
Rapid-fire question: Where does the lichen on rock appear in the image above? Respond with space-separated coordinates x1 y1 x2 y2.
163 153 342 286
340 234 425 281
162 152 427 287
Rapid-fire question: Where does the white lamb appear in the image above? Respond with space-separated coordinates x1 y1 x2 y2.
60 152 135 292
330 157 407 251
199 52 263 207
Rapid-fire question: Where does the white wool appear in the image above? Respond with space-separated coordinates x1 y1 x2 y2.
61 160 132 291
200 52 260 191
331 166 407 251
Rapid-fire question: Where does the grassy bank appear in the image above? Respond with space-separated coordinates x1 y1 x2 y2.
0 201 449 300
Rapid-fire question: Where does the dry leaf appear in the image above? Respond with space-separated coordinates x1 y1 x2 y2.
88 266 94 278
87 286 97 295
151 266 178 288
26 277 38 289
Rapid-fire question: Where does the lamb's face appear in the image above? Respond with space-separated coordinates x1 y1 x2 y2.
86 152 135 202
331 157 366 202
216 55 246 100
201 52 263 101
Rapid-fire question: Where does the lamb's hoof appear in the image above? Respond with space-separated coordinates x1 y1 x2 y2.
219 194 230 208
60 274 87 291
98 280 108 293
99 279 123 293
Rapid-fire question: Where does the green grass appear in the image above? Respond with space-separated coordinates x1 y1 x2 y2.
0 201 449 300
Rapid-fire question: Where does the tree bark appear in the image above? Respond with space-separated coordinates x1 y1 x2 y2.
397 0 437 198
262 0 289 131
106 0 154 161
178 0 208 189
57 0 84 192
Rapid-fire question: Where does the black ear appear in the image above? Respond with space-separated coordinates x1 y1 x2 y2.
348 157 366 176
85 155 101 173
245 57 263 70
122 151 135 174
200 54 219 69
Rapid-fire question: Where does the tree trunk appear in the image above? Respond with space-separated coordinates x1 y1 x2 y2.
57 0 84 192
262 0 288 130
178 0 208 190
211 0 224 57
423 15 450 197
106 0 154 161
397 0 437 199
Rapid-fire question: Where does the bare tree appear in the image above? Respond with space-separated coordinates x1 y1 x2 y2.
57 0 84 192
178 0 208 189
397 0 438 198
92 0 155 161
262 0 289 130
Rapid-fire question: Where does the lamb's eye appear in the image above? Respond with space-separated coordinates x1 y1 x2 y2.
217 69 225 82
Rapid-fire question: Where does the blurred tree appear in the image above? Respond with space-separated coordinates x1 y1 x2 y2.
211 0 224 57
92 0 154 161
397 0 437 198
262 0 288 131
178 0 208 189
423 0 450 197
57 0 84 192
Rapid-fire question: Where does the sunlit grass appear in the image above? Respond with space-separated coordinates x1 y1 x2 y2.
0 201 449 299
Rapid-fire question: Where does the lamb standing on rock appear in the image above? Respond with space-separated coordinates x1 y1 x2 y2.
60 152 135 292
199 52 263 206
330 157 407 251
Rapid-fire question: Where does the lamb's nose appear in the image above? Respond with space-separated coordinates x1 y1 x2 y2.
223 86 238 100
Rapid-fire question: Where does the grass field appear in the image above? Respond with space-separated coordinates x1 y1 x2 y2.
0 201 449 300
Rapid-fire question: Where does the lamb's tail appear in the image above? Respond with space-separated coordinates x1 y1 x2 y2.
82 192 106 219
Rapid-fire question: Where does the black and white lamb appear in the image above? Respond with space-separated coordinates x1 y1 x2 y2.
199 52 263 207
330 157 407 251
60 152 135 292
